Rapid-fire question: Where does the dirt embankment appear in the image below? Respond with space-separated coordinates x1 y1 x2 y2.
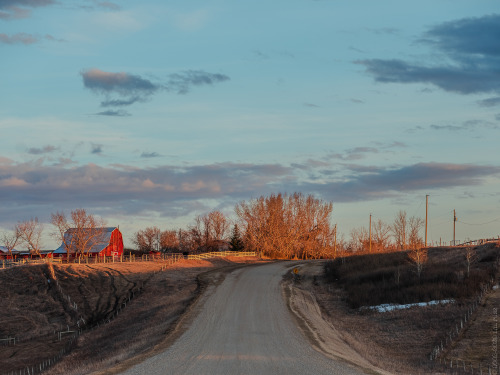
0 257 261 375
285 247 499 375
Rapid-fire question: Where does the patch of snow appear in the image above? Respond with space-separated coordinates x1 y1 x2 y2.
493 285 499 290
362 299 455 313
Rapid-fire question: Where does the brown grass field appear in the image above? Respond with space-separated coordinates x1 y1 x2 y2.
1 245 498 375
298 243 500 374
0 256 262 375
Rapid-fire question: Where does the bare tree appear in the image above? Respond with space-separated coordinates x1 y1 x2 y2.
465 247 477 277
235 192 335 259
392 210 407 251
161 230 179 252
408 216 424 250
132 226 161 252
408 247 428 280
177 229 192 253
51 209 106 256
188 211 230 252
372 219 392 252
1 228 21 257
349 226 369 253
17 217 44 256
391 211 424 251
235 196 267 257
207 211 230 245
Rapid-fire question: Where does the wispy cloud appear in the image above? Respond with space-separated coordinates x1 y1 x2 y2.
91 143 103 154
95 1 121 11
27 145 58 155
303 102 320 108
0 32 36 44
141 152 161 158
0 0 54 20
357 14 500 95
328 146 380 161
0 32 61 44
477 97 500 107
81 68 230 113
430 119 499 131
164 70 230 94
93 109 131 117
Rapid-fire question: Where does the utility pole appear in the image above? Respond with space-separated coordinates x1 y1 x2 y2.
425 195 429 247
453 209 457 246
334 224 337 258
369 213 372 253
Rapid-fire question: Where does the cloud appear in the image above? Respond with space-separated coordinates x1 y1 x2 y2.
165 70 230 94
79 1 121 11
356 14 500 95
307 162 500 202
1 157 499 234
94 110 131 116
81 68 159 97
95 1 121 11
430 119 498 131
27 145 58 155
141 152 161 158
100 97 142 107
350 98 364 104
477 97 500 107
327 146 380 161
0 0 54 20
81 68 230 112
91 143 103 154
303 102 320 108
0 32 36 44
0 160 294 223
5 33 62 44
0 32 63 44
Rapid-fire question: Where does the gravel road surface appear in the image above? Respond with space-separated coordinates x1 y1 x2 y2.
121 262 366 375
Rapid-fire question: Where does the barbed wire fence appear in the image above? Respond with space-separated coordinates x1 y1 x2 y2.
1 251 255 375
430 256 500 375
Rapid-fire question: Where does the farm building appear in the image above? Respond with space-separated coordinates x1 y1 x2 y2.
0 245 19 259
54 227 124 257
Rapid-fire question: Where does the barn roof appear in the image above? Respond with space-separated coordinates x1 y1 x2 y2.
54 227 119 254
0 246 18 254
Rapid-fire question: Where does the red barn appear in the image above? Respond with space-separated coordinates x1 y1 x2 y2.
54 227 124 257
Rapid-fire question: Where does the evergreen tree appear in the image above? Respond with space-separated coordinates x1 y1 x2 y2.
229 224 245 251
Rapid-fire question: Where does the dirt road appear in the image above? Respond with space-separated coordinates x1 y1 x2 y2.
121 262 366 375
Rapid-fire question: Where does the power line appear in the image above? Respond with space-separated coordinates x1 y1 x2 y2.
457 217 500 226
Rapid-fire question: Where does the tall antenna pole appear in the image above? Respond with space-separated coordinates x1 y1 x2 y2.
453 209 457 246
425 195 429 247
369 213 372 253
334 224 337 258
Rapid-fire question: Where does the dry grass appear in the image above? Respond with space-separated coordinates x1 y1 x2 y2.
324 245 498 308
0 257 261 375
308 244 500 373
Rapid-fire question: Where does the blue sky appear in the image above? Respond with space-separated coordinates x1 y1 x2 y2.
2 0 500 248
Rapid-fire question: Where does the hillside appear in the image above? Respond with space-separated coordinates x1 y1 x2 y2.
0 257 259 375
294 243 500 374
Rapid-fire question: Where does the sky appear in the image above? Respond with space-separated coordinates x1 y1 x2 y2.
2 0 500 249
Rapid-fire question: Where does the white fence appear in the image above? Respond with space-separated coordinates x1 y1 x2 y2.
1 250 258 375
187 251 256 260
1 251 257 270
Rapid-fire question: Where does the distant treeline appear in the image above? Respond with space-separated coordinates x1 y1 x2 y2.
2 192 427 260
132 192 426 259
